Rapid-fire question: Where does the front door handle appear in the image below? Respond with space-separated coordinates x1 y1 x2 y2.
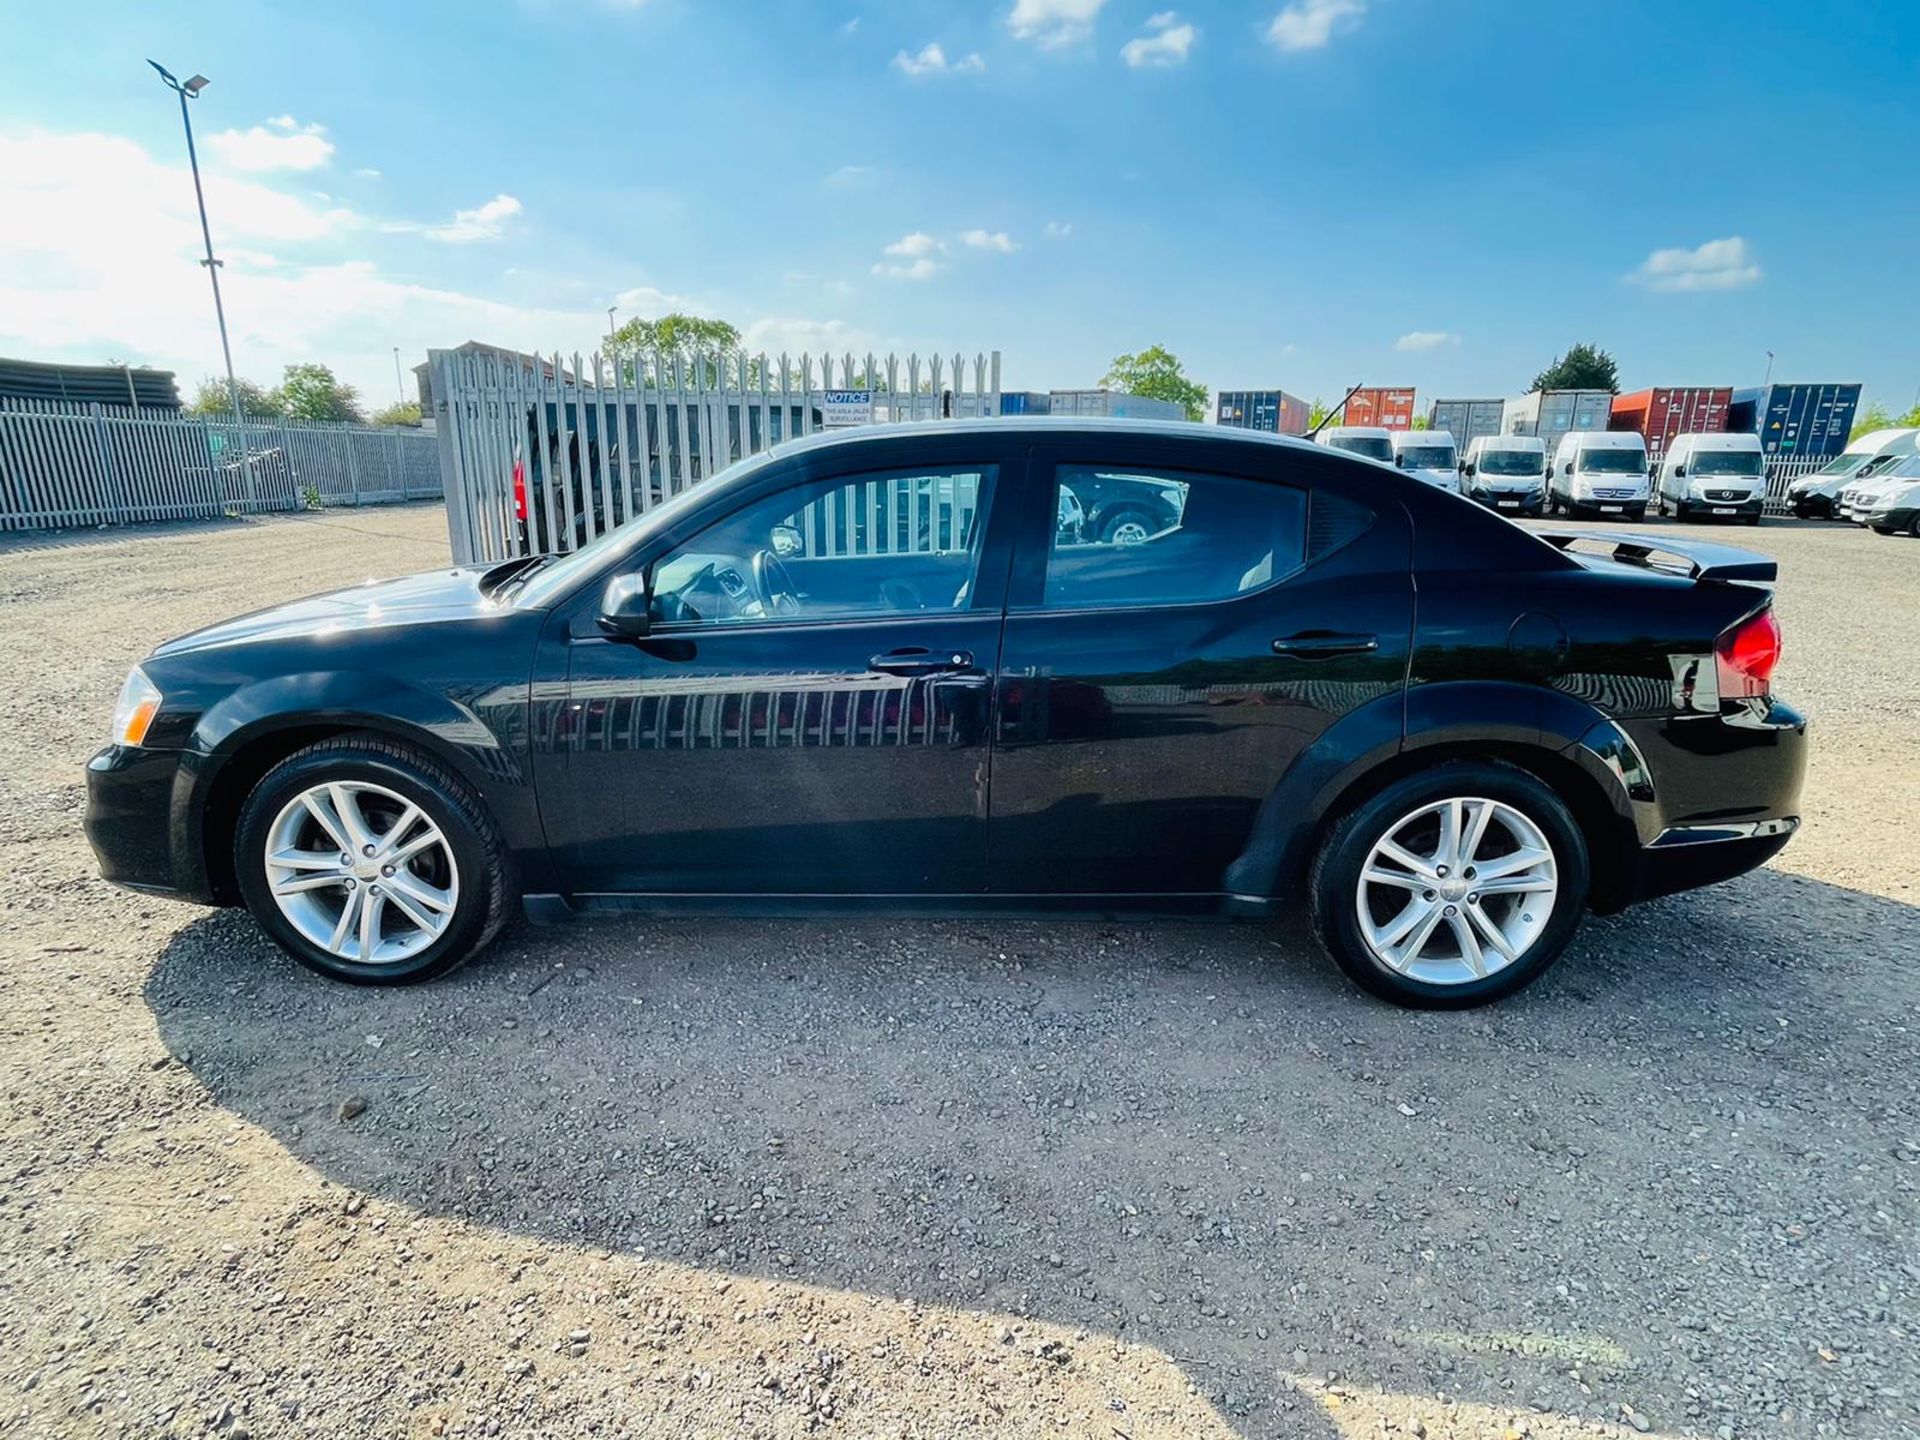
869 647 976 676
1271 632 1379 659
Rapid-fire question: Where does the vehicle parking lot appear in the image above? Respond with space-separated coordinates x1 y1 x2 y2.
1 503 1915 1439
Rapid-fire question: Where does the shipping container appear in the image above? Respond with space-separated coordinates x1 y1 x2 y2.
1426 398 1504 451
1217 388 1311 435
1047 388 1186 421
1727 382 1862 461
998 391 1051 416
1502 389 1615 461
1342 386 1417 430
1608 387 1732 464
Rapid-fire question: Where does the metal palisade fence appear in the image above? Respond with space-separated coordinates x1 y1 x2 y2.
0 399 441 534
428 347 1002 566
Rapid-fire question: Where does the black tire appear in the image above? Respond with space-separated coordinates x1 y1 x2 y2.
1096 505 1161 545
1307 761 1592 1009
234 735 513 985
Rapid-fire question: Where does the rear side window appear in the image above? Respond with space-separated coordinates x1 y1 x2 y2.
1043 465 1307 610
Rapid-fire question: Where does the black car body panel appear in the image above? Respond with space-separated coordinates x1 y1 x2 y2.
85 419 1806 930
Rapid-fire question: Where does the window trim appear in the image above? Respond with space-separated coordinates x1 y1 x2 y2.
1014 458 1313 618
628 459 1003 638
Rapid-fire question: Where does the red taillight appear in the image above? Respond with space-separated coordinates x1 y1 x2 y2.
1716 607 1781 700
512 458 528 522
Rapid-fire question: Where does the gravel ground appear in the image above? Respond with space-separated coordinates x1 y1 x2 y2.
0 503 1915 1440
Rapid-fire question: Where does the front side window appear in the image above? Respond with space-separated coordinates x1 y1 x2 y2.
1690 450 1764 476
645 465 992 627
1042 465 1306 611
1579 448 1647 474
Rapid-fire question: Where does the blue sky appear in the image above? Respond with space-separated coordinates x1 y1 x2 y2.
3 0 1915 414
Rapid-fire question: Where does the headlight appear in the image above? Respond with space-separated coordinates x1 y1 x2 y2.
112 666 162 747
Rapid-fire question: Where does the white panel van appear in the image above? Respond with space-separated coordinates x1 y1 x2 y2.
1460 435 1547 515
1549 430 1650 520
1390 429 1460 493
1655 432 1765 524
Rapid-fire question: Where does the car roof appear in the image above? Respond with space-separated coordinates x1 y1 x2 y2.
761 415 1334 463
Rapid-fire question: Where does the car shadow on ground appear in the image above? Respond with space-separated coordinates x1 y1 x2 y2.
146 866 1914 1438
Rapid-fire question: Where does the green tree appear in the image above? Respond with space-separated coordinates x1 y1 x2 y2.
1409 414 1431 431
1530 342 1620 394
606 312 743 386
187 375 279 419
1099 345 1208 421
1850 401 1895 441
276 364 365 423
1307 397 1331 430
371 400 423 428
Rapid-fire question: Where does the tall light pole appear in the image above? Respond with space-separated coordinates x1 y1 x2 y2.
606 306 619 348
1764 349 1775 387
393 346 407 406
149 60 254 505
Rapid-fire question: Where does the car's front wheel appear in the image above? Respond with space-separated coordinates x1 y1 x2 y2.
1308 762 1591 1008
234 736 513 984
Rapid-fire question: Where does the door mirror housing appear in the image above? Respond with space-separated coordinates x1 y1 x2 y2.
1394 454 1407 468
1673 464 1686 477
1462 463 1476 478
597 570 654 639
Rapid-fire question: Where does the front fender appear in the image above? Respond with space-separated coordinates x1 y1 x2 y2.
171 670 543 897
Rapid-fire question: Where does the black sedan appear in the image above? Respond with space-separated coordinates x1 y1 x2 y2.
86 420 1807 1008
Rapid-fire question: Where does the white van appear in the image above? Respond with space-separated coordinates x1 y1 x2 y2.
1549 430 1650 519
1390 429 1460 493
1790 428 1920 519
1461 435 1547 515
1655 432 1765 524
1317 426 1394 464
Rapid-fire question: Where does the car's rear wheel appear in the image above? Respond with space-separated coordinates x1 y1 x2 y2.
1097 506 1160 546
234 736 512 984
1309 762 1590 1008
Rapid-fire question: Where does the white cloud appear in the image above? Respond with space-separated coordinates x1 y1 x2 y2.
1008 0 1107 48
872 257 941 281
1266 0 1365 52
1121 12 1196 67
1395 330 1460 351
206 117 335 173
354 167 383 180
838 16 860 35
385 193 524 244
823 164 874 187
1627 236 1763 293
1045 220 1073 238
960 229 1018 252
891 42 986 76
884 231 942 259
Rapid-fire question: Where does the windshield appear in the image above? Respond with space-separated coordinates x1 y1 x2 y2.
1691 450 1763 476
1579 448 1647 474
1891 455 1920 478
1330 435 1393 462
1398 446 1455 470
506 449 786 607
1478 449 1543 477
1815 452 1872 478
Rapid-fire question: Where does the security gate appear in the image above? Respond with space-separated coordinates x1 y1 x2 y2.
427 347 1002 565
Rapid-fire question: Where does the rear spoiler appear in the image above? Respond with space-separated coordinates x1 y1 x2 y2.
1538 530 1777 583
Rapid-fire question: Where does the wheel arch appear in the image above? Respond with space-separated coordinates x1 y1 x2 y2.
1231 682 1645 913
184 674 527 905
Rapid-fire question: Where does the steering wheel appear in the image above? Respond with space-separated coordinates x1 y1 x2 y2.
751 548 802 615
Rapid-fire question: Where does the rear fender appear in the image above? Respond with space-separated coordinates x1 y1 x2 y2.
1228 681 1651 906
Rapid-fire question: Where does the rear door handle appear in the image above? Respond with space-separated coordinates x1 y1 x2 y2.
1271 632 1379 659
869 647 976 676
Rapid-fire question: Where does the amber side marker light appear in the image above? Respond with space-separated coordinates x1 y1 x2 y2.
112 667 163 747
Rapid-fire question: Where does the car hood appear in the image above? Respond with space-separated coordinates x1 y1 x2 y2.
152 566 509 656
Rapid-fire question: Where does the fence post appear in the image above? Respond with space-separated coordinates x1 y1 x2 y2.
343 423 361 506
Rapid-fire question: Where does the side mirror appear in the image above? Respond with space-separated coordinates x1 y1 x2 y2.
770 523 802 558
597 570 653 639
1394 454 1407 468
1463 463 1476 478
1673 464 1685 477
1562 462 1573 476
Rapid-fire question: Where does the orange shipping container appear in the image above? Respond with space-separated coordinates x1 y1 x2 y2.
1343 386 1417 430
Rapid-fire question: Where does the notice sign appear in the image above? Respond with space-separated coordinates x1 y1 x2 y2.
822 390 872 428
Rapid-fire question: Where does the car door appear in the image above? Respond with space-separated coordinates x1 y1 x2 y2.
543 449 1014 896
988 437 1413 896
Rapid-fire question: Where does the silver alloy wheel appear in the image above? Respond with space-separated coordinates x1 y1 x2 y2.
1354 795 1558 986
1107 519 1151 546
263 780 459 966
